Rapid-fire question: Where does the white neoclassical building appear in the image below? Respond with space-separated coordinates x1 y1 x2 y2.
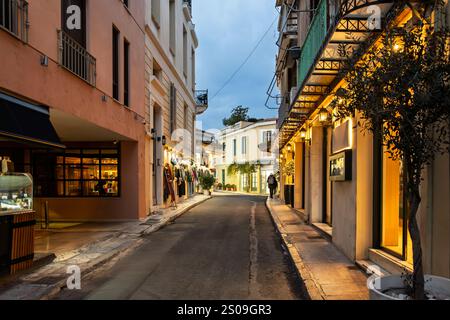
214 119 277 195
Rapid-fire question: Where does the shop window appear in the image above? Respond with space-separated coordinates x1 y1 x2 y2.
380 146 413 263
31 148 120 198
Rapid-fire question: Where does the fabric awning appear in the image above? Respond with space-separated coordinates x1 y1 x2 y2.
0 93 65 149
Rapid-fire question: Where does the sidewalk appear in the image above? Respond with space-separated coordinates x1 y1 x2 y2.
266 198 369 300
0 194 211 300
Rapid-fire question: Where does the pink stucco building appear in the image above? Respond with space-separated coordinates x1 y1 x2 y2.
0 0 149 221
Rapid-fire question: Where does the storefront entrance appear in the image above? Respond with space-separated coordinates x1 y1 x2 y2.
323 127 332 226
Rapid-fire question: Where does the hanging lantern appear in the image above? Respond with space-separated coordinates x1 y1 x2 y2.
319 107 330 123
300 128 307 139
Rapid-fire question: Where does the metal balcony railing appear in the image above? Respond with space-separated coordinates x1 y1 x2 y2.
277 9 298 47
297 0 329 90
195 90 208 115
0 0 28 42
58 30 96 86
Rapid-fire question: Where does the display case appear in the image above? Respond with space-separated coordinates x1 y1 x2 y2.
0 173 33 213
0 173 35 275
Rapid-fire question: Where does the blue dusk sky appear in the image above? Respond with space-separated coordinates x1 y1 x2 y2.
192 0 279 131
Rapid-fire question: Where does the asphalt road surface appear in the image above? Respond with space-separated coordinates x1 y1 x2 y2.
57 194 306 300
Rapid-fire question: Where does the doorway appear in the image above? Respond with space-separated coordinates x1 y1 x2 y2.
152 104 163 206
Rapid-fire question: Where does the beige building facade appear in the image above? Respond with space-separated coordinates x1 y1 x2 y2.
1 0 148 221
275 0 450 278
144 0 207 209
215 120 277 195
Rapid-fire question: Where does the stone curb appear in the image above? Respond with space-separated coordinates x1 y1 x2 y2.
265 198 325 300
142 195 212 235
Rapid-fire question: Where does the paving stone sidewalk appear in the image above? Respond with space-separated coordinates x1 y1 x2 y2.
266 198 369 300
0 194 211 300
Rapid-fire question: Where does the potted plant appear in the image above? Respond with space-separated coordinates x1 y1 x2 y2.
216 183 223 190
199 174 215 196
336 17 450 300
232 184 237 191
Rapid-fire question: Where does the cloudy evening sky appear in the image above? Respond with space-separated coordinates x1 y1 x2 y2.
193 0 279 130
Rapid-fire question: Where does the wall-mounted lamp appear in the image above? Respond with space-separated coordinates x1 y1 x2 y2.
319 107 330 123
300 128 307 139
300 128 311 145
161 135 167 146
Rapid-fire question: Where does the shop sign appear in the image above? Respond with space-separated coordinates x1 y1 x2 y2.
330 150 352 182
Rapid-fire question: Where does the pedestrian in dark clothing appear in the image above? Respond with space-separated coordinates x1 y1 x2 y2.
267 174 278 199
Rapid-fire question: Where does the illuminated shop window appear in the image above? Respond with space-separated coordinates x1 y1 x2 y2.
32 148 120 198
381 147 413 263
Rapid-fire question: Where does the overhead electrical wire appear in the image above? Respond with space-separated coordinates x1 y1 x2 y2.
209 16 278 103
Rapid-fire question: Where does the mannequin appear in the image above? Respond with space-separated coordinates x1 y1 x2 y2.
1 156 14 174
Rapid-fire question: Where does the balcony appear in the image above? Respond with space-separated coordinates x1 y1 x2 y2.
0 0 28 42
278 0 398 148
297 0 329 91
58 30 96 86
195 90 208 115
276 9 298 50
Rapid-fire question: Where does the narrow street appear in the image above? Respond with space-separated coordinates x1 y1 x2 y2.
56 194 306 300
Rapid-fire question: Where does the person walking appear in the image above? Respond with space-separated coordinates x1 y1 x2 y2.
267 174 278 199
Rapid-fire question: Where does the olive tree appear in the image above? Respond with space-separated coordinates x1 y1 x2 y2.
334 20 449 299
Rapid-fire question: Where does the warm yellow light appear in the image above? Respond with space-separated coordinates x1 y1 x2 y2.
300 129 307 139
319 108 329 123
287 145 292 151
393 43 400 51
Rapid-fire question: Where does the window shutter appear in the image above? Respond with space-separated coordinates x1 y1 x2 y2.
170 83 177 133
